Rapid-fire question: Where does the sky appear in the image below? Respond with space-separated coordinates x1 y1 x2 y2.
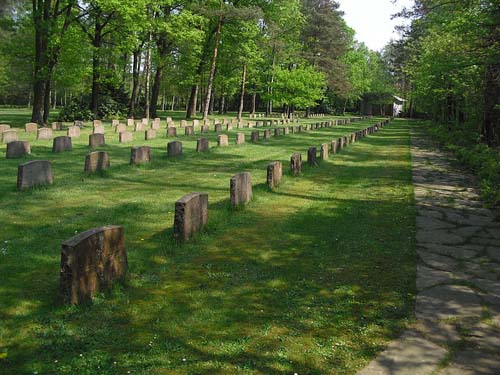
337 0 414 51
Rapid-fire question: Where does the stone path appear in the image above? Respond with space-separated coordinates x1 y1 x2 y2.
358 128 500 375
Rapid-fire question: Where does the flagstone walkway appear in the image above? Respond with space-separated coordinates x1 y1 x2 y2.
357 127 500 375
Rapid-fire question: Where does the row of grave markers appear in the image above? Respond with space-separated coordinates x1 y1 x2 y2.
57 118 390 305
10 117 379 189
1 114 356 145
3 116 368 159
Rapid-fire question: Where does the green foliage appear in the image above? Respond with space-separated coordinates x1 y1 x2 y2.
267 65 326 109
57 100 94 121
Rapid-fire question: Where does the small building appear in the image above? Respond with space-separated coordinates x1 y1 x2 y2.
393 95 406 117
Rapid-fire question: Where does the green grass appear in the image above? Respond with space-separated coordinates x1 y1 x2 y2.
0 110 416 375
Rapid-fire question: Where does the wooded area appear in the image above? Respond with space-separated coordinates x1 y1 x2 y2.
0 0 394 124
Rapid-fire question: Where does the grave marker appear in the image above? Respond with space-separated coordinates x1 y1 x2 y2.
17 160 53 190
60 225 127 305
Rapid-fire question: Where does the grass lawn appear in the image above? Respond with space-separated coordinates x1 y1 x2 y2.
0 109 416 375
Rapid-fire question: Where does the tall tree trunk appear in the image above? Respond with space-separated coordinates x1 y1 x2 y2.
128 49 141 117
186 85 198 118
31 0 49 125
43 78 51 123
144 32 152 119
237 64 247 120
90 20 102 118
482 61 500 146
209 86 215 115
203 14 223 120
251 92 256 114
219 94 225 115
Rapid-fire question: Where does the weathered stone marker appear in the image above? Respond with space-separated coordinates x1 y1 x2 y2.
173 192 208 241
251 131 259 142
167 127 177 137
127 118 134 126
93 124 104 134
214 124 222 132
267 162 282 189
115 124 126 133
84 151 110 173
217 134 229 147
6 141 30 158
320 143 329 160
52 136 73 153
60 225 127 305
67 126 81 138
17 160 53 190
308 147 317 166
119 131 133 143
331 140 338 154
167 141 183 157
112 119 119 126
93 120 102 127
52 122 63 130
197 138 209 152
236 132 245 145
201 125 209 133
0 124 10 132
264 129 271 139
290 153 302 175
135 123 145 132
230 172 252 207
25 122 38 133
338 137 344 150
145 129 156 140
350 133 356 143
284 127 290 135
185 126 194 136
2 129 18 144
89 133 105 148
274 128 280 137
130 146 152 165
37 127 53 140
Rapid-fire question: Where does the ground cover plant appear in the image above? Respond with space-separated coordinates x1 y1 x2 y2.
0 112 415 374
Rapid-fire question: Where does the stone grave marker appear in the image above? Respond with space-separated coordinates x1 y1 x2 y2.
267 162 282 189
25 122 38 133
217 134 229 147
167 141 182 157
145 129 156 140
6 141 30 158
119 131 133 143
52 136 72 153
89 133 105 148
236 133 245 145
196 138 209 152
230 172 252 207
251 131 259 142
185 126 194 136
2 129 18 144
60 225 127 305
307 147 317 166
130 146 152 165
17 160 53 190
173 192 208 241
37 127 53 140
115 124 126 133
320 143 329 160
167 127 177 137
93 124 104 134
84 151 109 173
290 154 302 175
67 126 81 138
